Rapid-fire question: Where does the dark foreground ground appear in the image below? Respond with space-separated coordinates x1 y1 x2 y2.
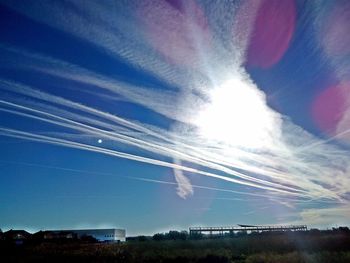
1 231 350 263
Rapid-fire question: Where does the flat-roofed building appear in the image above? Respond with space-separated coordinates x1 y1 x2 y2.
48 229 126 242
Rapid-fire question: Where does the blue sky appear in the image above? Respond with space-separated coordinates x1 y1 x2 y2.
1 0 350 236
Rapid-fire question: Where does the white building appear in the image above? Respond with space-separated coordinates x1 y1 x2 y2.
73 229 126 242
49 228 126 242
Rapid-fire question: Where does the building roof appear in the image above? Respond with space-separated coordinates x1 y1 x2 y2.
4 229 32 239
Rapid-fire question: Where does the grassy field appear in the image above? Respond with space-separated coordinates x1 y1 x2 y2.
1 231 350 262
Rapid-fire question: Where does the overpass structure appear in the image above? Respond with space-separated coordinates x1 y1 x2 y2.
189 225 307 236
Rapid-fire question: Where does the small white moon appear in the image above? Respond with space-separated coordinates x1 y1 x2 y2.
98 139 103 144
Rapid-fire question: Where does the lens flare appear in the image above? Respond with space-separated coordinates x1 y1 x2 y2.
312 82 350 141
245 0 296 68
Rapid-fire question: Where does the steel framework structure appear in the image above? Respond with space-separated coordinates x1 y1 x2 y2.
189 225 307 235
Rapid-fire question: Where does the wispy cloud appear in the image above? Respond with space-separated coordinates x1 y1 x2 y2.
0 0 190 87
284 205 350 227
173 158 193 199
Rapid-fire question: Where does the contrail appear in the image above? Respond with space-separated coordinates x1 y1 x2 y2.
0 99 315 195
1 79 347 200
0 65 328 190
0 127 312 197
0 85 318 195
0 159 307 202
0 79 172 142
296 128 350 153
0 82 344 200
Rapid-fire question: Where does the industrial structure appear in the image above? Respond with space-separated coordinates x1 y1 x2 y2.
189 224 307 236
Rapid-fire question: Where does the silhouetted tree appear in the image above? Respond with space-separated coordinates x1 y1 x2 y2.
137 235 148 242
152 233 164 241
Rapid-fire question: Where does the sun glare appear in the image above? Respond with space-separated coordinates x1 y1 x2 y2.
195 78 278 149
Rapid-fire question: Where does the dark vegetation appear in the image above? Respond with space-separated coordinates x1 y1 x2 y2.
1 228 350 262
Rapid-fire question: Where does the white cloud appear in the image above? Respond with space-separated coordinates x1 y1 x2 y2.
173 158 193 199
298 205 350 227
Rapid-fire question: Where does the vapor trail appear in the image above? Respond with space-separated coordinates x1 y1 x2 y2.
0 127 312 197
0 99 317 195
1 79 344 200
0 159 309 203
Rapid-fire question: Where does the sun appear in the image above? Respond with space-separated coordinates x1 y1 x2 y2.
195 78 279 149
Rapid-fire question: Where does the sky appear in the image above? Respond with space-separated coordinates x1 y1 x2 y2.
0 0 350 236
